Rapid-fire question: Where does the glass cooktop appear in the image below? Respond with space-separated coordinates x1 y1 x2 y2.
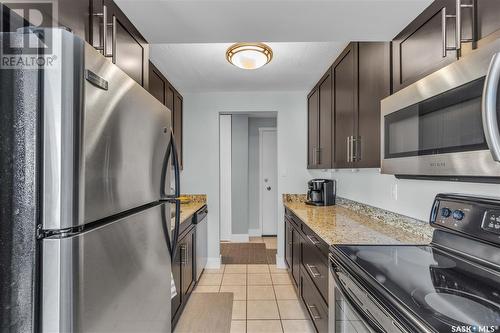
335 245 500 332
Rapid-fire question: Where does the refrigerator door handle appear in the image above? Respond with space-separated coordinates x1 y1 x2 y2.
160 130 181 258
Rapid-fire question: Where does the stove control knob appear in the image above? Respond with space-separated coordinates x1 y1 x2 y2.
452 210 465 221
441 208 452 218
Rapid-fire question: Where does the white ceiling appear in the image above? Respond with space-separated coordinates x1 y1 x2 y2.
149 42 348 92
116 0 433 93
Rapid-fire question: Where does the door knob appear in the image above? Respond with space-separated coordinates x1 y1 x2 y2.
266 186 271 191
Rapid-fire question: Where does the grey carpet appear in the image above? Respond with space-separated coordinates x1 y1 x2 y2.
174 293 233 333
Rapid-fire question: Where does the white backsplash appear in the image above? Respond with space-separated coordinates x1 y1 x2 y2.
308 168 500 221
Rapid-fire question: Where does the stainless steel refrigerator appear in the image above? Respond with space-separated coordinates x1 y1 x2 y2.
0 28 181 332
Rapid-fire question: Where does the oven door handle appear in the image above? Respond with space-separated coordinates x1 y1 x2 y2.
331 269 383 333
482 53 500 162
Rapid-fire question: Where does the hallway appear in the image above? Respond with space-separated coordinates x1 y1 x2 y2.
220 236 278 264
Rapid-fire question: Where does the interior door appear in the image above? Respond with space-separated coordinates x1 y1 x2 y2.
261 129 278 236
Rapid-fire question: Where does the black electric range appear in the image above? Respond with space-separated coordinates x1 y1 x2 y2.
329 194 500 333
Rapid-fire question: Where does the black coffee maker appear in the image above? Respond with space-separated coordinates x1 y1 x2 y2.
306 179 336 206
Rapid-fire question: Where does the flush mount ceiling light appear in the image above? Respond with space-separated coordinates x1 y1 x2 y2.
226 43 273 70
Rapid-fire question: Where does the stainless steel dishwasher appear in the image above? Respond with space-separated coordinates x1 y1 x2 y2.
195 206 208 281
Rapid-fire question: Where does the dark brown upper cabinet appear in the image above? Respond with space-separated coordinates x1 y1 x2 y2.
307 42 390 170
307 89 320 168
149 62 166 104
475 0 500 41
90 0 149 88
392 0 458 92
173 92 184 169
148 61 184 169
318 70 333 169
393 0 500 92
307 69 332 169
333 43 357 169
356 42 391 168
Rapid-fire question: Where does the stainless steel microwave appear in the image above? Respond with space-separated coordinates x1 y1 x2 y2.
381 39 500 182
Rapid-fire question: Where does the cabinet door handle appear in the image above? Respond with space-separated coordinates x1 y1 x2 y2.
441 7 460 57
306 264 321 278
180 245 187 265
307 304 322 320
346 137 350 163
316 147 321 165
306 234 320 245
111 15 117 63
351 136 356 162
456 0 476 45
92 5 107 53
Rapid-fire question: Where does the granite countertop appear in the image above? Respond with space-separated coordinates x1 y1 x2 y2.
283 194 433 245
171 194 207 231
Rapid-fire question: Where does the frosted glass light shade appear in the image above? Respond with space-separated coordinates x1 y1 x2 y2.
226 43 273 70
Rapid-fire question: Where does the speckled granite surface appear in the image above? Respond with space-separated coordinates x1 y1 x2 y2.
283 194 432 245
171 195 207 230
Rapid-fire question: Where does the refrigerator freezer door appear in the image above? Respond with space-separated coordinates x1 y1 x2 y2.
42 30 171 230
41 203 172 333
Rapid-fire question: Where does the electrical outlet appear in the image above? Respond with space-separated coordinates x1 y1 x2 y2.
391 183 398 201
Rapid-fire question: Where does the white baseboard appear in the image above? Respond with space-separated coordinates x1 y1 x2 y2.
206 256 221 269
275 255 286 269
248 228 261 237
231 234 250 242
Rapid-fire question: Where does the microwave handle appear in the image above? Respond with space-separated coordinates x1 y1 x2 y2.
482 53 500 162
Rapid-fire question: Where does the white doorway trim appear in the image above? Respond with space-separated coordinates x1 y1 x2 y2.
219 115 232 241
259 127 277 236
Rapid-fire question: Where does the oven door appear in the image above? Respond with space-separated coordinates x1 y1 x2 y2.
381 39 500 180
329 261 407 333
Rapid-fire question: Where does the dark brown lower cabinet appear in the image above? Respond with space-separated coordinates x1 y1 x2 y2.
172 224 196 328
285 219 293 269
284 208 329 333
171 241 182 320
285 217 301 287
300 267 329 333
301 235 328 303
292 228 301 287
181 227 195 297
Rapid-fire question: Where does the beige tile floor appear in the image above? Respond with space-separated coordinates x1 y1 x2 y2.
249 236 277 250
194 264 315 333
